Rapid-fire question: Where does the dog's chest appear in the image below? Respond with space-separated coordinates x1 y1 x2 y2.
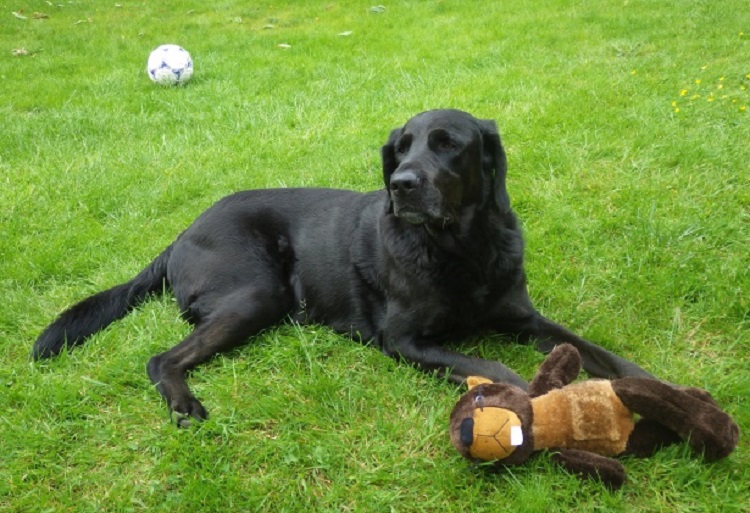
440 281 494 330
380 218 522 336
395 264 497 336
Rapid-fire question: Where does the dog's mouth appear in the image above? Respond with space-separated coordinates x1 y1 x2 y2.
392 203 453 226
394 208 429 225
389 177 457 227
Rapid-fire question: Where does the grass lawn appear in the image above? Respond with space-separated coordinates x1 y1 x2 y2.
1 0 748 511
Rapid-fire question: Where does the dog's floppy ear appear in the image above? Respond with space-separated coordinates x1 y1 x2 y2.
380 127 402 190
478 119 510 212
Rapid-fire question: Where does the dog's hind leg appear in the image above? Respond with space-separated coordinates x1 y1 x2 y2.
146 284 292 427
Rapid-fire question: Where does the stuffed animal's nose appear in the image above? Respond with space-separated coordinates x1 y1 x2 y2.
460 418 475 446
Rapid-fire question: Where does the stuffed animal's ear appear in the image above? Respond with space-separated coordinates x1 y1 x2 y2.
528 343 582 398
551 449 627 490
380 127 403 190
466 376 494 390
477 119 510 212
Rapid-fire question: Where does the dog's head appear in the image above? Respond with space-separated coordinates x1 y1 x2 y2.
381 109 510 226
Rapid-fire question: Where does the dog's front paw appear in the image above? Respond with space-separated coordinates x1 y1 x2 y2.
169 397 208 428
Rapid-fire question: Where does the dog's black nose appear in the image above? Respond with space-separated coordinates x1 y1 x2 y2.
390 170 420 194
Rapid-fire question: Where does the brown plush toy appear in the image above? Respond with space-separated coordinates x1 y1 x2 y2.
449 343 739 489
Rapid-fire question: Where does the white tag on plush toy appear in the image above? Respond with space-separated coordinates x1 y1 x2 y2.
510 425 524 446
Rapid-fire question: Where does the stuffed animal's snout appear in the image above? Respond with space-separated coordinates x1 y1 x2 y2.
460 407 524 461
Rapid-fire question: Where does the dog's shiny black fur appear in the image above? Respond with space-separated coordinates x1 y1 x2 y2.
33 109 653 426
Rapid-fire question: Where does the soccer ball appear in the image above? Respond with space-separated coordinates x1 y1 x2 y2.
146 44 193 86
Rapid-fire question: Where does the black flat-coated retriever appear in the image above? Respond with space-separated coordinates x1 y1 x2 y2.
33 109 653 426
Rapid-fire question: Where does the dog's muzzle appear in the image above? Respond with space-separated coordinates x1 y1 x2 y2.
390 169 428 224
389 169 452 225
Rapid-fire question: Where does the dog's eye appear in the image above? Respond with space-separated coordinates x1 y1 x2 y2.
395 142 409 155
438 140 457 151
429 129 459 152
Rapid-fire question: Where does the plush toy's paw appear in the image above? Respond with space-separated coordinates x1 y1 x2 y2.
611 378 740 462
528 343 582 398
688 417 740 462
552 449 627 491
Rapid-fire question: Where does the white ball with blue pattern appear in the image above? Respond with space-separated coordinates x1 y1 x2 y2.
147 44 193 86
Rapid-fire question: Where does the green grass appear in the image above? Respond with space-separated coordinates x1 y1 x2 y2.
1 0 748 511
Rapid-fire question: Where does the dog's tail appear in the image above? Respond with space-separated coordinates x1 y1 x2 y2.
32 245 173 359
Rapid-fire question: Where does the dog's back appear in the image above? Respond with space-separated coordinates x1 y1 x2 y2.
32 188 387 359
168 188 387 338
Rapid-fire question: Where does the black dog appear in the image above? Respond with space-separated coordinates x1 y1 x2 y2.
33 109 653 426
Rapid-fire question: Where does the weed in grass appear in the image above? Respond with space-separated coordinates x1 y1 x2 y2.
672 67 750 114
